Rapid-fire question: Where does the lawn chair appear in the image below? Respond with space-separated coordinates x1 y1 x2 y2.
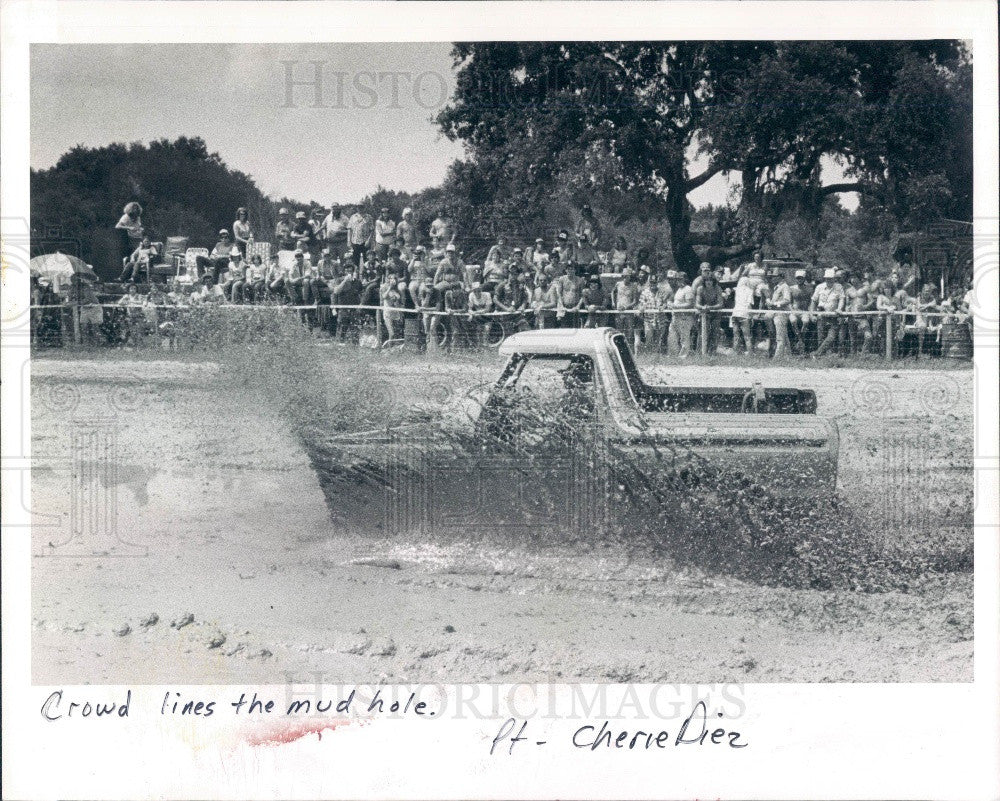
246 241 271 264
182 248 209 280
122 240 164 284
154 236 189 282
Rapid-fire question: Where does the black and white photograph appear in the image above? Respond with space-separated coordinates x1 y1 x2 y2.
1 3 997 798
24 38 980 684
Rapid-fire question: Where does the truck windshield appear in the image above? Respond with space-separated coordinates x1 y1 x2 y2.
610 333 646 400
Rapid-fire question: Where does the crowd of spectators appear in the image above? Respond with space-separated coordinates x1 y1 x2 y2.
33 201 975 357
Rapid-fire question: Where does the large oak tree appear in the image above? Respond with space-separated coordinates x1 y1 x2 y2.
436 41 971 274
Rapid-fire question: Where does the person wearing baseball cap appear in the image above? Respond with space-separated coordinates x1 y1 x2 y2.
274 206 295 251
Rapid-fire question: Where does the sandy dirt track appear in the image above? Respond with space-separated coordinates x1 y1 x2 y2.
31 354 973 684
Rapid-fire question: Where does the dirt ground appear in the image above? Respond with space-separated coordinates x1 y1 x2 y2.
31 351 973 684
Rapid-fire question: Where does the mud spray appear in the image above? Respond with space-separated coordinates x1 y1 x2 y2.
217 313 973 595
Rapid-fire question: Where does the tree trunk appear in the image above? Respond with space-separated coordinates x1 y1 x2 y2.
665 182 701 277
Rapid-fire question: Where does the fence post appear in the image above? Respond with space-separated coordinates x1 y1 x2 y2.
700 310 708 357
884 314 893 360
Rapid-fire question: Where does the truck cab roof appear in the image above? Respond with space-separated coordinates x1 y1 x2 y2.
497 327 616 357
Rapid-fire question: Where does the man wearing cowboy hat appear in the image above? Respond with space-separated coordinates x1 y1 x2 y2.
810 267 847 357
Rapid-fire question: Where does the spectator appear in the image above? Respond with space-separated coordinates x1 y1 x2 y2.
119 235 158 283
197 229 236 283
192 273 224 303
532 274 558 329
639 273 673 353
429 209 456 249
846 272 874 354
227 247 251 303
695 262 725 354
116 283 145 344
810 268 847 358
233 207 253 255
612 267 642 351
767 269 793 358
374 208 396 260
509 247 529 279
266 255 288 301
667 270 695 358
443 277 469 345
381 273 405 340
555 262 585 326
407 246 431 306
467 281 494 345
274 207 296 251
291 210 313 252
582 275 611 328
608 236 630 272
494 271 529 315
575 203 602 248
433 244 465 308
575 233 598 276
396 208 419 252
787 269 811 353
483 234 511 291
322 204 350 255
348 206 374 266
554 230 575 266
525 237 549 271
246 255 268 302
115 202 145 265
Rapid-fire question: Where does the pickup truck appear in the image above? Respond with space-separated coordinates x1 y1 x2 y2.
323 327 839 539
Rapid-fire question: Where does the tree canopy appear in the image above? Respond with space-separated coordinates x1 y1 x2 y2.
436 41 972 274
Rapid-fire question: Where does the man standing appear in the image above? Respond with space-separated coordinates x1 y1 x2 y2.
291 211 313 252
846 271 874 354
374 207 396 261
639 273 674 354
810 268 847 357
274 207 295 252
581 276 610 328
767 269 793 358
695 262 725 354
395 207 419 252
555 262 585 327
575 203 602 248
612 267 642 351
667 270 695 358
429 209 455 250
348 207 374 267
525 238 549 272
322 204 349 255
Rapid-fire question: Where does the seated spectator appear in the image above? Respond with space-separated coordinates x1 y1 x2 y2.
119 235 158 283
245 255 268 302
381 273 405 340
191 273 225 303
196 229 236 283
526 238 549 271
286 249 310 304
217 246 243 301
233 207 254 255
433 244 465 308
443 279 469 345
494 272 529 315
608 237 630 272
116 283 145 343
274 207 295 251
554 230 575 266
532 274 558 329
467 281 494 345
581 275 610 328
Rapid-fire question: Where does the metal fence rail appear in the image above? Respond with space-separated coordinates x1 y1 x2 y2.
28 301 973 360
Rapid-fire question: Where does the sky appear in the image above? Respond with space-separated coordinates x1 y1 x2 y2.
30 43 852 210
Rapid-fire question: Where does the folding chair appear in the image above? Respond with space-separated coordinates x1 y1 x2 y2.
183 248 210 280
246 241 271 264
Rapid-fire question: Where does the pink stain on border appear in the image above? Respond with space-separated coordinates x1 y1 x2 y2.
243 718 355 748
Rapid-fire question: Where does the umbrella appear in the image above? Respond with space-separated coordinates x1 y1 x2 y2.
29 252 99 290
30 252 99 282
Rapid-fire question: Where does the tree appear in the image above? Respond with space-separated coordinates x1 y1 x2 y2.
436 41 971 275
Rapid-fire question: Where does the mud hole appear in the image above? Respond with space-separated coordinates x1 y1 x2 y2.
30 345 974 683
